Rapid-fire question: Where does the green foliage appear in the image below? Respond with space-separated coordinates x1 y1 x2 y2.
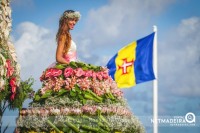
31 84 119 107
55 61 102 71
17 114 145 133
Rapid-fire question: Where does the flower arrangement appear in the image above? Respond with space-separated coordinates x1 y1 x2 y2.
16 62 145 133
20 105 132 116
0 0 34 110
17 113 144 133
34 62 123 105
1 1 34 132
0 31 34 110
62 11 81 20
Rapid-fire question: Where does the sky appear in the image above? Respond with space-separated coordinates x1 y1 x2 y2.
4 0 200 132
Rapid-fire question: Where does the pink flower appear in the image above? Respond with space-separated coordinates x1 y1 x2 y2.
82 106 96 114
64 67 74 77
84 70 93 77
10 77 17 93
110 80 118 90
61 108 70 115
74 68 85 77
92 72 96 80
40 87 47 94
45 68 62 78
71 108 82 115
53 78 64 91
77 77 90 90
111 89 123 97
101 71 109 79
64 79 71 90
96 72 103 80
6 59 11 68
6 60 14 77
93 87 104 96
64 77 76 90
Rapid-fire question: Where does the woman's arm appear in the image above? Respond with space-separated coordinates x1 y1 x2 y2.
56 37 69 64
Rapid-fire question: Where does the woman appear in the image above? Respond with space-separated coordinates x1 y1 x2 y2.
56 10 81 64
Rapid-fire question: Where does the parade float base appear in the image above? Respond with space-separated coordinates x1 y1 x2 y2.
16 62 145 133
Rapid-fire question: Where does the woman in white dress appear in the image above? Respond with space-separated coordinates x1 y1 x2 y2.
55 10 81 64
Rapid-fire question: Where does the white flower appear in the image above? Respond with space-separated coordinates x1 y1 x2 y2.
0 54 6 77
72 108 82 115
97 106 102 110
62 11 81 19
15 63 21 86
7 41 18 62
0 0 12 40
0 66 5 76
63 108 70 114
16 63 21 72
50 108 60 115
0 78 5 90
5 6 11 17
0 54 6 66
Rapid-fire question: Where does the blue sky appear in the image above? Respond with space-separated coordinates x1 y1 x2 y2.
5 0 200 132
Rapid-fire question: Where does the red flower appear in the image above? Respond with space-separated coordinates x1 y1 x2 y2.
6 60 14 77
10 77 17 93
64 67 74 77
10 93 16 101
45 68 62 78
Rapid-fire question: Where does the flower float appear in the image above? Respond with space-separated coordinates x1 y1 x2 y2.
16 62 145 133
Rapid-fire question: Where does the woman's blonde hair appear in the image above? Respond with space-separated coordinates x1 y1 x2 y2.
56 10 80 54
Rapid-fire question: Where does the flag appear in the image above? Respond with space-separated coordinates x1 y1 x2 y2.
107 32 155 88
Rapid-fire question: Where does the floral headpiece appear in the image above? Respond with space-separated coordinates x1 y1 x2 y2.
61 11 81 20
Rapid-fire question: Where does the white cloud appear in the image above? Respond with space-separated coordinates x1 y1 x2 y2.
80 0 174 43
13 22 56 88
76 0 175 65
159 17 200 97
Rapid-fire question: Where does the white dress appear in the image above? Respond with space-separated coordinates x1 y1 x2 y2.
48 40 77 68
63 40 77 62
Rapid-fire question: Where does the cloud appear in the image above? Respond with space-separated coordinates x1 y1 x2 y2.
13 22 56 88
76 0 175 65
152 17 200 116
159 17 200 97
80 0 175 44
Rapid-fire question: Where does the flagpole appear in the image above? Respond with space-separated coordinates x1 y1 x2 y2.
153 25 158 133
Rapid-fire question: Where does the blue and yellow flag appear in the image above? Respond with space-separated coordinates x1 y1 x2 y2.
107 32 155 88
